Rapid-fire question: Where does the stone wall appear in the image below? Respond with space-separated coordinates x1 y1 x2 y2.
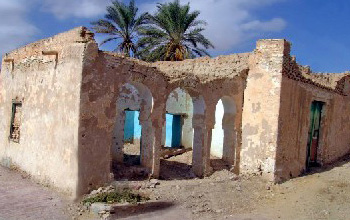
241 39 350 182
2 26 349 198
0 27 93 196
240 39 289 180
77 42 247 195
275 55 350 181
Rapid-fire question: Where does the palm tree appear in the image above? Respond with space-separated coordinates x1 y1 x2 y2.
137 0 214 62
91 0 148 57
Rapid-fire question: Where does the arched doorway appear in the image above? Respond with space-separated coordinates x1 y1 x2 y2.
210 96 236 169
112 82 153 178
163 88 194 149
159 88 196 179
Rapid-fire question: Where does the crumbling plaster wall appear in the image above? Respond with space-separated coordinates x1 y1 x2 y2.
0 27 91 196
275 58 350 181
77 44 248 195
240 39 289 180
241 39 350 182
5 25 350 198
3 25 350 197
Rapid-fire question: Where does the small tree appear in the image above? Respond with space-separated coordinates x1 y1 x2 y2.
137 0 214 62
91 0 148 57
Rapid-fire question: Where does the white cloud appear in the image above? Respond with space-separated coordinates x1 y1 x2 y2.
242 18 286 32
41 0 111 19
0 0 39 58
0 0 287 60
140 0 287 51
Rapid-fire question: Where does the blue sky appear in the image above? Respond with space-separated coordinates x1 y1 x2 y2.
0 0 349 72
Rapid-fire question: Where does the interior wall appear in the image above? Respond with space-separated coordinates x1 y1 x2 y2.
118 83 142 111
164 88 194 149
117 84 142 143
124 111 141 143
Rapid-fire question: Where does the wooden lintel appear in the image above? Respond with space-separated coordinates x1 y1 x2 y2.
4 58 14 72
42 51 58 69
4 58 14 63
42 51 58 56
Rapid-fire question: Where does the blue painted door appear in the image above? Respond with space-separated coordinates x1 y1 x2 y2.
165 114 182 148
124 110 141 143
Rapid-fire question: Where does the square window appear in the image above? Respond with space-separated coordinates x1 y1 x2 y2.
9 101 22 143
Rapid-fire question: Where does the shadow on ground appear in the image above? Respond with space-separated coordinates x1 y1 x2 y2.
307 154 350 173
113 150 235 181
159 159 194 180
111 201 174 219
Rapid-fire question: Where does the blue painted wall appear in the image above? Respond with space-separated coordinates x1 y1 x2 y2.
124 110 141 143
165 114 182 148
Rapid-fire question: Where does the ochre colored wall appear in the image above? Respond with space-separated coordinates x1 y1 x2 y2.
240 39 289 180
2 26 350 198
276 75 350 181
0 27 91 196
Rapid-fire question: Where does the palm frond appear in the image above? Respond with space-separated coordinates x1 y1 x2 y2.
137 0 214 62
91 0 147 57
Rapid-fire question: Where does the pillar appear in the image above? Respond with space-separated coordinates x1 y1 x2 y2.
112 109 125 163
192 114 208 177
151 103 166 178
222 114 236 164
140 119 154 172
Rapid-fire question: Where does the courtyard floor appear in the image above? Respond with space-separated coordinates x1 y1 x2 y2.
1 153 350 220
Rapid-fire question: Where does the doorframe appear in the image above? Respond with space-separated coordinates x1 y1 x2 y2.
306 100 326 169
165 113 183 148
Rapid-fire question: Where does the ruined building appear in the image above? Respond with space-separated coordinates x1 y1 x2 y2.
1 27 350 198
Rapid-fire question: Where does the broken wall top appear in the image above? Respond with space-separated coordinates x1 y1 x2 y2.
101 51 250 84
254 39 350 95
1 27 95 66
283 55 350 95
2 26 348 94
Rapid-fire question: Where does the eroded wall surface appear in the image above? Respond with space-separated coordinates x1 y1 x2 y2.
0 27 91 196
3 26 350 197
240 39 289 180
77 44 247 195
275 57 350 181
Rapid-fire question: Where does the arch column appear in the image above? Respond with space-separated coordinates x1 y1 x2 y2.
139 118 154 171
192 114 210 177
151 101 166 178
204 108 215 175
222 114 236 164
204 124 214 175
112 109 125 163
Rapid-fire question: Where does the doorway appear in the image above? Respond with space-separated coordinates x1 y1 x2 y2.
306 101 324 168
165 113 182 148
123 110 142 165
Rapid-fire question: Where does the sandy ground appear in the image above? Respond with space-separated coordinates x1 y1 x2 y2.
0 165 72 220
1 145 350 220
129 150 350 220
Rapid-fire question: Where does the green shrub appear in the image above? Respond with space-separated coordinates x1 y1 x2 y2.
83 189 149 205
